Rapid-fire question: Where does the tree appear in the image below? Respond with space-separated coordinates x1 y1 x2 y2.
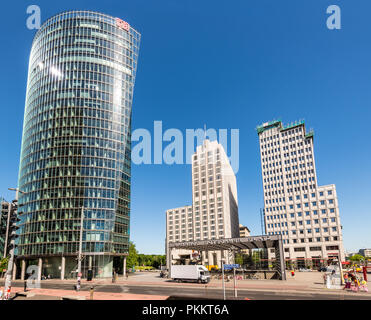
235 253 243 265
349 254 365 263
0 257 9 273
124 241 166 270
126 242 138 269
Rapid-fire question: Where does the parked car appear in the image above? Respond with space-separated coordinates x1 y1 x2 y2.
318 267 327 272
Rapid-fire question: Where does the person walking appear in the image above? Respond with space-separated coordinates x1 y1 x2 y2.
343 273 351 290
76 275 81 292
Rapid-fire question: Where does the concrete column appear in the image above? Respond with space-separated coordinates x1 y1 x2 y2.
123 257 127 279
21 259 26 281
61 256 65 280
12 262 17 280
275 238 286 281
166 245 171 270
37 258 42 281
217 251 222 268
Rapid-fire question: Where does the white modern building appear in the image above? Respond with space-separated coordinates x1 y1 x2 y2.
257 120 345 267
165 205 194 266
166 139 240 268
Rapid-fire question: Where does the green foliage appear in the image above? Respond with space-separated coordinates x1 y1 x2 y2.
135 266 154 271
234 253 255 266
0 257 9 272
126 242 139 268
349 254 365 262
235 253 243 265
124 242 166 271
137 254 166 269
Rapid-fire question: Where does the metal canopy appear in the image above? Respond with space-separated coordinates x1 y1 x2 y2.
168 235 281 251
167 235 287 280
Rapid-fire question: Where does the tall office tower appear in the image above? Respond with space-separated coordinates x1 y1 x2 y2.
257 120 345 267
17 11 140 278
191 140 239 267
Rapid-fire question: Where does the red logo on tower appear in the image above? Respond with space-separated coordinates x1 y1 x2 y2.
116 18 130 31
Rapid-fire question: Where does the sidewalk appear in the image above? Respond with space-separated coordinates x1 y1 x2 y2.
8 287 168 300
4 271 370 299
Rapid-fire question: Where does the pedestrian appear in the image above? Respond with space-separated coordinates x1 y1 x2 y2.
76 275 81 292
343 273 351 290
350 273 359 292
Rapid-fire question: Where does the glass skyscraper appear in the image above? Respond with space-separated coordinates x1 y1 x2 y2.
17 11 140 278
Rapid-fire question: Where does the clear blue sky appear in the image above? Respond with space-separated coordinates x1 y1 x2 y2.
1 0 370 254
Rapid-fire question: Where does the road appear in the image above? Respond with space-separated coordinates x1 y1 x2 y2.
2 281 370 300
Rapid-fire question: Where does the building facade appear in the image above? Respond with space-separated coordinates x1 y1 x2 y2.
239 224 251 256
359 249 371 258
166 139 240 268
165 205 194 267
239 224 251 238
257 120 345 267
17 11 140 278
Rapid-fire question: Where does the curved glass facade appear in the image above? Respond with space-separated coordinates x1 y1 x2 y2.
17 11 140 277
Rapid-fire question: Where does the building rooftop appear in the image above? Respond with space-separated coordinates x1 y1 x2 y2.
256 119 314 138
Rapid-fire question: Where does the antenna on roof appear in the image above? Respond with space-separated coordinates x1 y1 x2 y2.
204 124 207 142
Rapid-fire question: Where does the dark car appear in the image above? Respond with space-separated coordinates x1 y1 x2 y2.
318 267 327 272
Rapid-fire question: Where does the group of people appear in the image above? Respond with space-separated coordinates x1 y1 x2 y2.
343 271 368 292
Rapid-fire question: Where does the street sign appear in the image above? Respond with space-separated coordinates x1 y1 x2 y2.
223 264 240 270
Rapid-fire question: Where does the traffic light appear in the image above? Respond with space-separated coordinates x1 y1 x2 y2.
7 201 20 255
0 203 9 234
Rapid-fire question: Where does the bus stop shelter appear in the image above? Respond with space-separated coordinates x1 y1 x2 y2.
167 235 286 280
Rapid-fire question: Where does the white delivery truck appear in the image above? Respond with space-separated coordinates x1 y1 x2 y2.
170 265 211 283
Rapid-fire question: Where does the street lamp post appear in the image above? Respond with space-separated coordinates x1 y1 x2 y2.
74 206 84 291
4 188 25 299
77 206 84 276
233 267 237 298
3 202 11 259
221 259 225 300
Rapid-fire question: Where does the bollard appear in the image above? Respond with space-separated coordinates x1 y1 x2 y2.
24 280 27 292
90 286 94 300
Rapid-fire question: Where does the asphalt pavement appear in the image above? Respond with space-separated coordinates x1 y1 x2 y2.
3 281 371 300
